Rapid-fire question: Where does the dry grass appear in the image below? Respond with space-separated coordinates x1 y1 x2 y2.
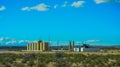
1 50 120 55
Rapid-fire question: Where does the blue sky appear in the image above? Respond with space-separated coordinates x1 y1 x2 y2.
0 0 120 46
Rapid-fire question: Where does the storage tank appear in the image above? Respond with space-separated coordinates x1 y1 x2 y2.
27 43 29 51
40 42 43 51
32 43 34 51
68 41 74 51
29 43 32 51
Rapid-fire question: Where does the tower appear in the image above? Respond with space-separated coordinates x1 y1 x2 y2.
68 41 74 51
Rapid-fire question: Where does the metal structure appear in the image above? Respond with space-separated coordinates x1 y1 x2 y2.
27 40 49 51
68 41 74 51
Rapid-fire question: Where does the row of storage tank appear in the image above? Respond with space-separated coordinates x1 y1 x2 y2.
27 40 49 51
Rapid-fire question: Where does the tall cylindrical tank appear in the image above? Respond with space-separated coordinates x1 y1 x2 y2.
37 42 40 51
27 43 29 51
34 43 37 51
32 43 34 51
71 41 74 50
68 41 72 51
68 41 74 51
40 42 43 51
43 42 49 51
29 43 32 51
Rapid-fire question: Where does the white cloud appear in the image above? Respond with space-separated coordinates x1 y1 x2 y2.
94 0 109 4
21 7 30 11
5 41 11 45
11 39 17 44
75 41 82 44
0 37 36 46
18 40 24 44
0 38 3 41
54 5 58 9
24 40 30 43
21 3 50 11
0 6 6 11
5 40 16 45
62 1 68 7
32 40 37 43
71 1 85 8
85 40 100 43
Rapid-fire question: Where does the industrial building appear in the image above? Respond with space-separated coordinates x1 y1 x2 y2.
68 41 74 51
27 40 49 51
80 47 100 52
80 44 100 52
73 44 100 52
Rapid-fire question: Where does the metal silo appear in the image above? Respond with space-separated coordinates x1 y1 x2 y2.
32 43 34 51
27 43 29 51
40 42 43 51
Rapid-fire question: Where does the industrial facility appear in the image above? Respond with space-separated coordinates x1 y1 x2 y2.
27 40 100 52
27 40 49 51
74 44 100 52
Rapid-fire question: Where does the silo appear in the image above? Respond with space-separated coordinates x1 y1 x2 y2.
34 43 37 51
40 42 43 51
71 41 74 51
37 40 42 51
43 42 45 51
45 42 49 51
32 43 34 51
68 41 72 51
68 41 74 51
37 41 41 51
43 42 49 51
27 43 29 51
29 43 32 51
36 43 37 51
